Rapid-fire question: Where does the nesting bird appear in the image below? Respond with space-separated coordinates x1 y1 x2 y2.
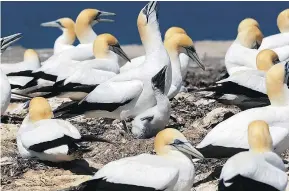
41 17 76 54
17 97 111 162
219 120 288 191
132 65 171 138
60 128 203 191
196 63 289 158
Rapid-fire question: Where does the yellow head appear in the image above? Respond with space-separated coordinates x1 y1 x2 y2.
75 9 115 43
154 128 204 159
277 9 289 33
266 63 288 106
164 27 187 40
93 33 130 62
23 49 40 62
164 33 205 70
237 26 263 49
238 18 260 33
29 97 53 122
256 49 279 71
248 120 272 153
57 18 75 30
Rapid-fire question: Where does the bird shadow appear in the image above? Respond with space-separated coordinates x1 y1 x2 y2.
41 159 98 176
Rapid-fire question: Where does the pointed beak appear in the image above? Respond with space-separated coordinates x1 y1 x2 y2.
143 1 158 21
151 65 167 94
40 20 60 28
186 46 205 71
96 11 116 22
174 142 204 160
110 44 131 62
1 33 22 53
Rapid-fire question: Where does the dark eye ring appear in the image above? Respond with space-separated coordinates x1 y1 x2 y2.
173 139 183 145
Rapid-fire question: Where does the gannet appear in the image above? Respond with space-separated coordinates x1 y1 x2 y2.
54 2 172 121
0 33 22 53
1 49 41 89
8 9 116 82
31 33 130 101
196 63 289 158
259 9 289 50
17 97 111 162
203 49 282 110
60 128 203 191
132 66 171 138
166 33 204 99
225 26 263 75
41 17 76 54
219 120 288 191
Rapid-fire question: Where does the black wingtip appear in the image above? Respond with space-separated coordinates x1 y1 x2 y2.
151 65 167 94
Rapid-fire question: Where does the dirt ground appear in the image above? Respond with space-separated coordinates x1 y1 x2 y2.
1 45 288 191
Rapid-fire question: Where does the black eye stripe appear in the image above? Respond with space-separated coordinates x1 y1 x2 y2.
56 21 64 28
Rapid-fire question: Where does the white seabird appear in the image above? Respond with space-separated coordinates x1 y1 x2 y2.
54 2 172 121
60 128 203 191
218 120 288 191
41 17 76 54
132 65 171 138
196 62 289 158
166 33 204 99
259 9 289 50
32 33 130 101
17 97 111 162
225 26 263 76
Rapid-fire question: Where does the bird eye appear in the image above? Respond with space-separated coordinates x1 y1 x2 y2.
173 139 183 145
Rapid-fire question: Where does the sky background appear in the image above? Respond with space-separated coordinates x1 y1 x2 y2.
1 1 289 49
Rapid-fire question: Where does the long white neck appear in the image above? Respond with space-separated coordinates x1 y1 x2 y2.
76 24 97 44
140 22 165 56
169 51 182 86
55 29 74 45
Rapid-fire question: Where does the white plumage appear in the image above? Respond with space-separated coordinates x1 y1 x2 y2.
0 70 11 115
219 151 288 190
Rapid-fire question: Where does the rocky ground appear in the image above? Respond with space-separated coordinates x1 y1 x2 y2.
1 43 288 191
